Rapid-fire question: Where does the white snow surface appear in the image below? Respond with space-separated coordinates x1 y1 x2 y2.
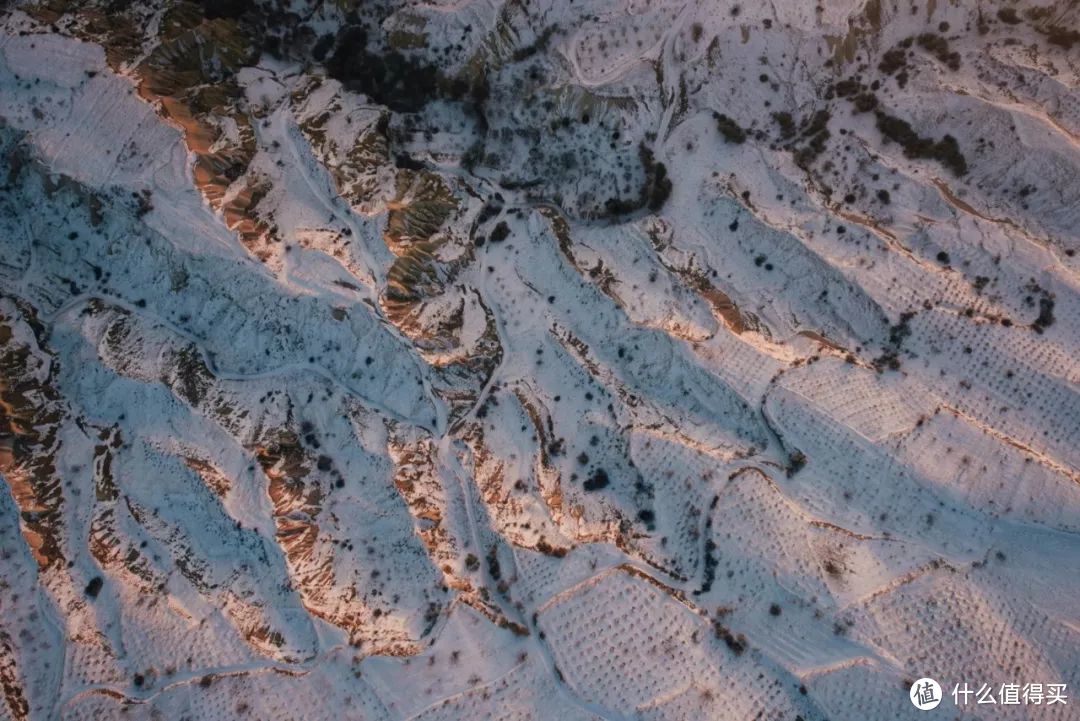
0 1 1078 720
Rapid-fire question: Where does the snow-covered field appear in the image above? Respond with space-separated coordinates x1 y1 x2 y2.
1 1 1078 719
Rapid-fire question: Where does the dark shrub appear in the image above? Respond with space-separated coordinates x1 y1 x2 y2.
325 27 438 113
583 468 610 491
714 113 747 144
85 576 103 598
997 8 1022 24
875 112 968 176
489 221 510 242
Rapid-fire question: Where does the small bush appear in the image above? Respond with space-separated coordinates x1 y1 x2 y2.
583 468 610 491
714 113 747 144
787 451 806 476
875 112 968 176
772 111 795 139
486 546 502 581
713 622 747 655
791 110 831 168
997 8 1021 24
853 92 878 112
1039 26 1080 49
602 145 672 216
1033 297 1055 333
878 48 907 74
833 79 860 97
642 154 672 211
85 576 103 598
489 221 510 242
916 33 961 70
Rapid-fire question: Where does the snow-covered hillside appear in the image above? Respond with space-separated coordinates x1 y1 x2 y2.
1 1 1078 719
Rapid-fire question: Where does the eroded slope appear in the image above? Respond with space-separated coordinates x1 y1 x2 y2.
1 1 1078 719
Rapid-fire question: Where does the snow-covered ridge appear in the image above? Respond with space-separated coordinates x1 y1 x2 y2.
0 1 1078 719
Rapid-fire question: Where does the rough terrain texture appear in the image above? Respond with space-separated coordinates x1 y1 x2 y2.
0 1 1078 719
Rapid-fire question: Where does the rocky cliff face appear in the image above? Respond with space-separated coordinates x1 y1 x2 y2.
0 1 1078 719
